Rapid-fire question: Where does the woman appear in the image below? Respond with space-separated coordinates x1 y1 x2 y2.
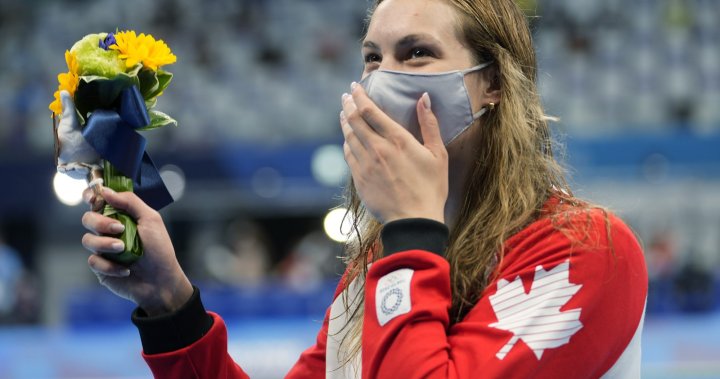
79 0 647 377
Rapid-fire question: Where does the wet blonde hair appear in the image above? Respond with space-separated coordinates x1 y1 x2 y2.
336 0 582 365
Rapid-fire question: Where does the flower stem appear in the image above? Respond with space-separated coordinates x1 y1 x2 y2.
101 160 143 265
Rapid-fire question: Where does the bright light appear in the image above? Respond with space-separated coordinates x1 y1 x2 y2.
311 144 347 187
323 207 354 243
160 165 186 201
53 172 87 206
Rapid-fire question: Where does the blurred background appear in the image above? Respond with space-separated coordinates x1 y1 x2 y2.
0 0 719 377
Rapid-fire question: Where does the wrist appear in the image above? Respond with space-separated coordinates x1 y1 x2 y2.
139 277 194 317
132 285 214 355
383 211 444 225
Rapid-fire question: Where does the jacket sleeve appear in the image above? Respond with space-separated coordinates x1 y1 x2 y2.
361 212 647 379
133 288 250 378
134 285 334 378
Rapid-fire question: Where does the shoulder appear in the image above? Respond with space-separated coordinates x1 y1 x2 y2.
550 204 640 252
465 202 647 376
502 202 644 275
492 202 648 328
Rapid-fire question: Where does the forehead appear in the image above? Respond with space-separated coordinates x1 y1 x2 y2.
365 0 463 47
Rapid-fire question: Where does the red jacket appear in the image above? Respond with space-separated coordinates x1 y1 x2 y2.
134 207 647 378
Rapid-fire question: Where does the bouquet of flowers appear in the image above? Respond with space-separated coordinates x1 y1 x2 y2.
50 31 177 264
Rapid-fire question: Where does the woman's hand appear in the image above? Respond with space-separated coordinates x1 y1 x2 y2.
340 82 448 224
81 187 193 316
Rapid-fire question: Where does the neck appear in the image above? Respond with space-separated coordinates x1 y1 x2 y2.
444 143 477 232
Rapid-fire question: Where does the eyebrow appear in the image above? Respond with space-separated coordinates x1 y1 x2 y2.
362 33 442 51
362 40 379 49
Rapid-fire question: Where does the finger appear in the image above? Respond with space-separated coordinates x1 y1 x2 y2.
88 255 131 278
343 142 363 185
416 93 445 152
343 141 360 171
82 233 125 253
101 188 156 221
342 92 380 149
82 186 105 210
91 195 105 212
82 211 126 235
349 82 403 139
83 187 96 205
340 111 367 162
60 90 76 120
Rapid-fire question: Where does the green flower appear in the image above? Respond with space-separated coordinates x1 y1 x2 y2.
70 33 126 78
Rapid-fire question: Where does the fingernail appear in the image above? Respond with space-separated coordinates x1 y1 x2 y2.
110 223 125 234
112 241 125 252
422 92 432 110
340 111 346 122
342 93 349 102
119 269 131 277
350 82 358 92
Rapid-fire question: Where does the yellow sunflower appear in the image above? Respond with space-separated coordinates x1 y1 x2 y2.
110 31 177 71
49 51 80 116
64 50 79 75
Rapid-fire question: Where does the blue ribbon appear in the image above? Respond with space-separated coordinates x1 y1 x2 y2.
82 86 173 210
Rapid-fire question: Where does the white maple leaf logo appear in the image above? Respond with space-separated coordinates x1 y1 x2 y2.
489 260 583 360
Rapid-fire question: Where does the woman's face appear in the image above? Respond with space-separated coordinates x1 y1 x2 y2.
362 0 476 77
362 0 495 152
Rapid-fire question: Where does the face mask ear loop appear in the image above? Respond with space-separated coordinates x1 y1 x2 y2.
460 61 493 75
444 106 488 146
463 61 493 120
472 107 487 120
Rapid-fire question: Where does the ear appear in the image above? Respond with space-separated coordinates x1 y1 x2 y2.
479 64 501 106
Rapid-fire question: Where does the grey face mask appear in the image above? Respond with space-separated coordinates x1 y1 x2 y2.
359 62 492 145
